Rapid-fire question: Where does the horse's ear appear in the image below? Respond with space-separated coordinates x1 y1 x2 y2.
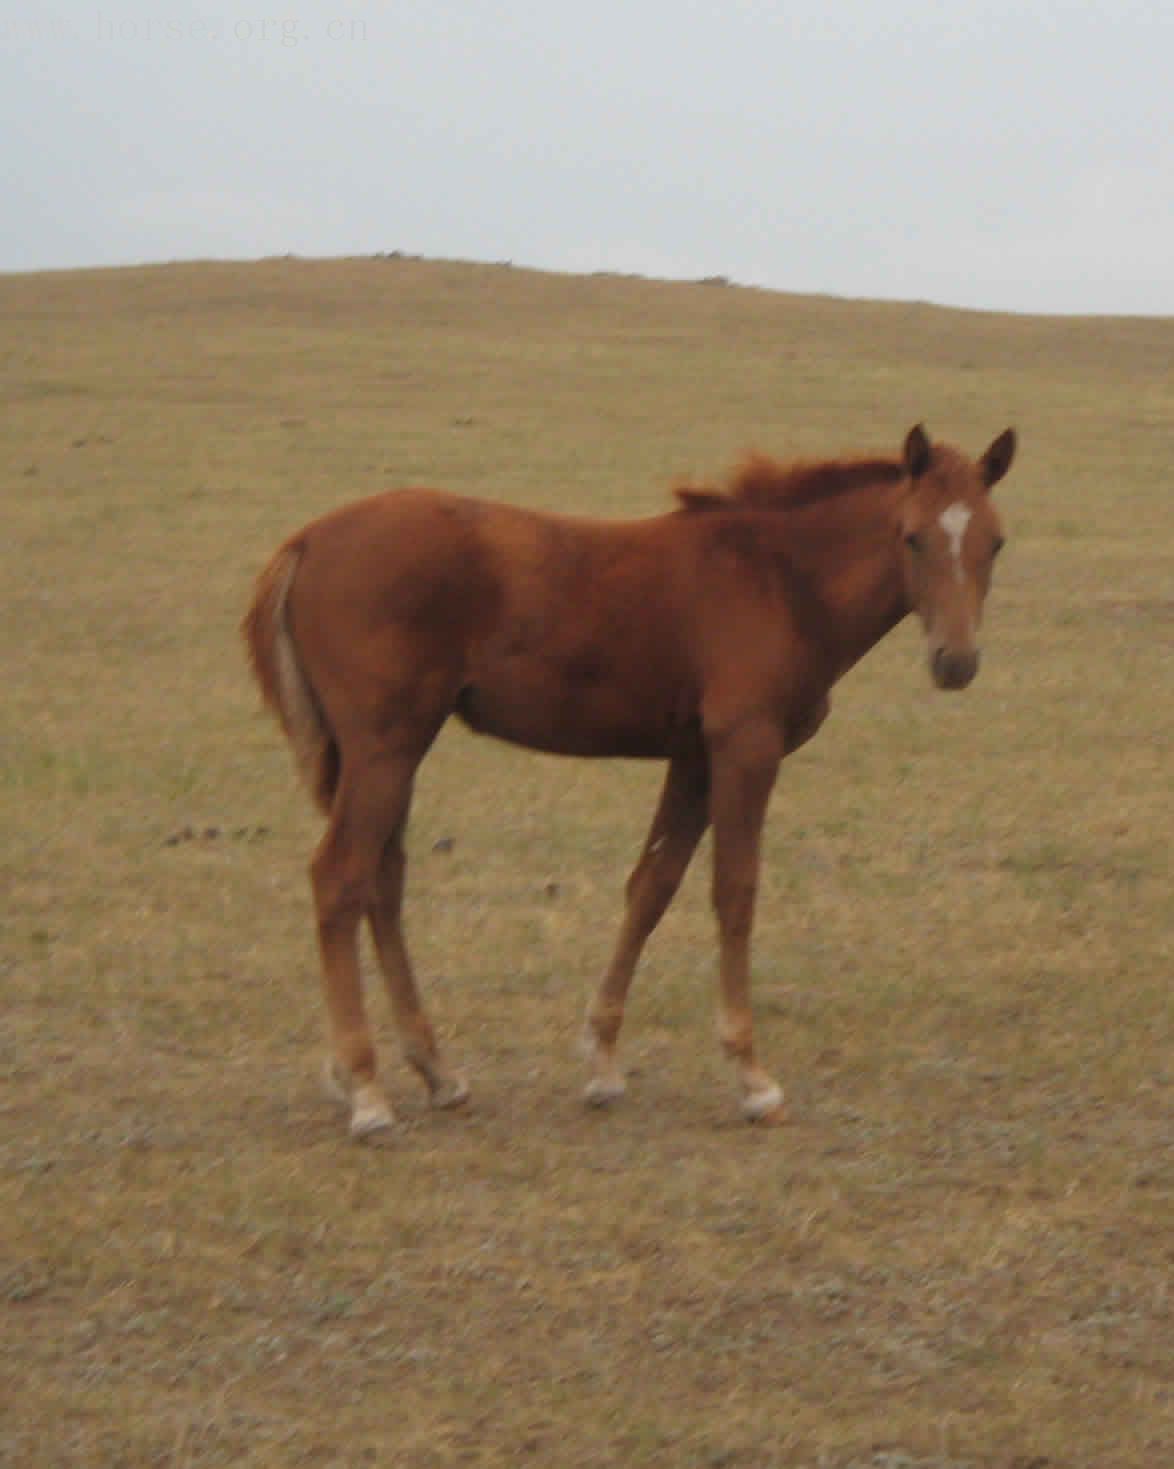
979 427 1016 490
674 485 729 513
903 423 932 479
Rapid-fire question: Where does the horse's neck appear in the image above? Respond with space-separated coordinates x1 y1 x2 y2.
832 546 910 674
782 489 910 677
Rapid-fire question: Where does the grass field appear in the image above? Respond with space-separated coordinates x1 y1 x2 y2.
2 255 1171 1468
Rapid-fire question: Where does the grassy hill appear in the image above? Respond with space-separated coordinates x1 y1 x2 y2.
3 256 1171 1467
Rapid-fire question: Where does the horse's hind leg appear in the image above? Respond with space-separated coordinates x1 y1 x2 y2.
583 753 710 1106
367 770 468 1111
311 758 403 1138
312 742 467 1137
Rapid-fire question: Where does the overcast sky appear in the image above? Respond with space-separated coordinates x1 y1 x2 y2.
3 1 1172 315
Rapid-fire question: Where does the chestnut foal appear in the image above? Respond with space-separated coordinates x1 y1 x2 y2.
244 424 1014 1137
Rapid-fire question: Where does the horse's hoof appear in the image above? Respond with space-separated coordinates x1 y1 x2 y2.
430 1074 470 1110
742 1083 785 1124
350 1090 397 1139
583 1075 627 1108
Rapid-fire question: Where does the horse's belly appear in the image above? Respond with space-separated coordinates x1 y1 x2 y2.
454 671 689 760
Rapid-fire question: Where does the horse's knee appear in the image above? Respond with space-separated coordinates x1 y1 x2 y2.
311 851 373 928
712 877 757 939
647 866 683 916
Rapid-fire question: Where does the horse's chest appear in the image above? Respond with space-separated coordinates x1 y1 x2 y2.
783 692 832 754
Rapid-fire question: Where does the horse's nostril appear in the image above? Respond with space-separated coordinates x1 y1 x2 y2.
931 648 979 690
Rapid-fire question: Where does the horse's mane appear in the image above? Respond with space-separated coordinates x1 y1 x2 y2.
675 452 904 514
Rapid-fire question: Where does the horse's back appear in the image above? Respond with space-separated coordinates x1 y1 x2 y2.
292 486 684 633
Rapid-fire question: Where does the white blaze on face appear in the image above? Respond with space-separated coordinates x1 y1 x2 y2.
939 502 973 583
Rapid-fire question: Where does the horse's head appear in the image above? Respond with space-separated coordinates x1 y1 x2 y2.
896 424 1015 691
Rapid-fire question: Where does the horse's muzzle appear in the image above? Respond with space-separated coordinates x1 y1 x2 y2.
930 647 979 690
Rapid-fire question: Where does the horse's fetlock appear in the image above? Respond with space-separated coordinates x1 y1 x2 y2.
718 1010 753 1060
587 1004 624 1049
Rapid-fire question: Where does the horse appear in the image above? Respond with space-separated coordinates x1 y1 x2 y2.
243 423 1015 1139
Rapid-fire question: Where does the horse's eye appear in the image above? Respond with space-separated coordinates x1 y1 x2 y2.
903 532 923 552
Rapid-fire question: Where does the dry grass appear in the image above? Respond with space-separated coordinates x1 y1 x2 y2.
2 256 1171 1467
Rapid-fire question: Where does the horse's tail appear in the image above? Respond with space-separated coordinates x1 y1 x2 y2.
242 539 339 814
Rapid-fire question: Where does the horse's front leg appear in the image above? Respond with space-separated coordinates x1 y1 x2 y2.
583 753 710 1106
707 718 784 1122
